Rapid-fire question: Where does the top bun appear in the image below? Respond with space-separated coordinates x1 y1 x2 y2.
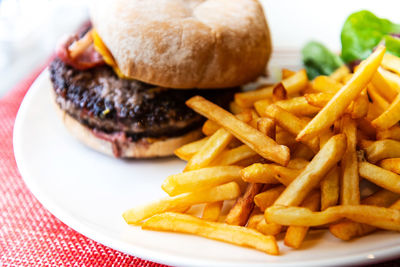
90 0 271 89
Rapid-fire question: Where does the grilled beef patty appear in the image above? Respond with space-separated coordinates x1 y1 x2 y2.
49 58 234 141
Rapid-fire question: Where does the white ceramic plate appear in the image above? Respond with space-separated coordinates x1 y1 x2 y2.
13 68 400 266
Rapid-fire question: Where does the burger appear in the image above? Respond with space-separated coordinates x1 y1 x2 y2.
49 0 271 158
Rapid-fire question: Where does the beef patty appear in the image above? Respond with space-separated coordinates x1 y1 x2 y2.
49 58 235 141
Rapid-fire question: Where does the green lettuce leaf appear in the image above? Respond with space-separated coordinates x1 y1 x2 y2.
341 10 400 63
302 41 344 79
384 35 400 57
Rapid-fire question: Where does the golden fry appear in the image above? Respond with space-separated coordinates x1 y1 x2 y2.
350 89 369 119
186 96 290 166
256 219 283 236
174 137 210 161
381 53 400 76
212 145 257 166
329 189 400 240
226 183 263 226
185 128 233 171
241 163 279 184
377 125 400 140
202 120 220 136
274 134 346 206
365 139 400 163
371 67 398 102
284 191 320 249
340 115 360 205
372 93 400 130
254 185 285 212
123 182 241 224
202 201 224 222
264 104 319 153
162 166 242 196
297 46 386 141
359 161 400 193
266 204 400 232
330 65 350 82
320 167 340 210
142 212 279 255
312 75 342 93
257 117 275 138
379 158 400 174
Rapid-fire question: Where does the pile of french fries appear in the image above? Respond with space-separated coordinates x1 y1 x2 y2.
123 45 400 256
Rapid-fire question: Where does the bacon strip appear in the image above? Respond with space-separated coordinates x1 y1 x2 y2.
56 30 105 70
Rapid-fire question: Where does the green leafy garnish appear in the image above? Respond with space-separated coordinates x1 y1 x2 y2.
341 10 400 63
302 41 344 79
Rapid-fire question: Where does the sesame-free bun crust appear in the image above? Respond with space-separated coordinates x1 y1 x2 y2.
52 90 203 158
90 0 271 89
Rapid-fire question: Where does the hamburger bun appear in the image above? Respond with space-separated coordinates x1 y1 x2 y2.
90 0 271 89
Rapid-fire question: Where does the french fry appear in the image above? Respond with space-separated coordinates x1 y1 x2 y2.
379 158 400 174
340 115 360 205
274 134 346 207
320 166 340 210
329 189 400 240
202 120 220 136
367 84 390 112
266 203 400 232
282 68 296 79
241 163 279 184
365 139 400 163
377 125 400 140
359 162 400 194
291 143 315 161
319 128 334 149
174 137 210 161
247 214 265 229
230 101 246 114
226 183 263 226
350 89 369 119
304 92 334 108
142 212 279 255
234 85 274 108
287 158 309 169
254 98 273 116
186 96 290 166
372 93 400 130
123 182 241 224
371 67 398 101
211 145 257 166
379 67 400 93
272 83 287 102
256 117 275 138
254 185 285 211
330 65 350 82
185 128 233 171
381 53 400 76
162 166 242 196
256 219 283 236
297 46 386 141
312 76 342 93
284 191 320 248
202 201 224 222
270 165 302 186
264 104 319 153
275 97 320 116
234 70 308 108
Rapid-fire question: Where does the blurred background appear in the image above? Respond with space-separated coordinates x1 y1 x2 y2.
0 0 398 96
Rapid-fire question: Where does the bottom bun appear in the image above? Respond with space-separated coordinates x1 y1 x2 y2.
52 94 203 158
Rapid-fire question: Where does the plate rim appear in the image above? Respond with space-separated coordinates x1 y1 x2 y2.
13 69 400 267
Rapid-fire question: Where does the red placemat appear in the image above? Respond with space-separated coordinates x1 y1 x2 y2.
0 63 165 267
1 61 399 267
